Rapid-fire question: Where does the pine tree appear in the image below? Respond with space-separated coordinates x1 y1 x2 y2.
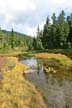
57 10 69 48
42 17 51 49
10 28 14 49
51 13 57 48
36 26 44 50
67 13 72 46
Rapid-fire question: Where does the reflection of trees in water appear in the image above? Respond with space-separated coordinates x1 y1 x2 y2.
0 72 3 88
41 59 72 108
36 59 42 75
37 63 40 75
25 58 72 108
43 71 49 83
46 76 72 108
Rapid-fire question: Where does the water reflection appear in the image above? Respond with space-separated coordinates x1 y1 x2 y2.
21 57 72 108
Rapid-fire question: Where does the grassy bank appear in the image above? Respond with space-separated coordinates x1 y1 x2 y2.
0 49 72 58
33 49 72 58
0 51 28 57
35 53 72 80
0 57 46 108
45 49 72 58
35 53 72 67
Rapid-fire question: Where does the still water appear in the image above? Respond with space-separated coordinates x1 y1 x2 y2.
21 57 72 108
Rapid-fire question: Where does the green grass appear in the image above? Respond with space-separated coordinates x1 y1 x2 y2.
43 49 72 58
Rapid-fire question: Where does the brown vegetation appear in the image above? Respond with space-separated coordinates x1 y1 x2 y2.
0 57 46 108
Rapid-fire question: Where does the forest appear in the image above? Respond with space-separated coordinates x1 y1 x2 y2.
0 10 72 53
0 29 33 53
33 10 72 50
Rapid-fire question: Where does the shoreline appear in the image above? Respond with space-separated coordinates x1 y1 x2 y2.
0 56 46 108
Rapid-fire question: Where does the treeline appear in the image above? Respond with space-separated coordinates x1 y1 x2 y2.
33 10 72 50
0 29 33 52
0 10 72 53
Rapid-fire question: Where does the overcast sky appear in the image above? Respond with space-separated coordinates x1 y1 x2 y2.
0 0 72 36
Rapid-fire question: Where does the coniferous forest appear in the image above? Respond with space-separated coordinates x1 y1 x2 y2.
33 10 72 50
0 10 72 53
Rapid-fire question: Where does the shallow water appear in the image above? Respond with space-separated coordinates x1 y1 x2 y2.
21 57 72 108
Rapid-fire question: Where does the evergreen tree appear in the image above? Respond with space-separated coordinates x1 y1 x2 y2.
51 13 57 48
67 13 72 46
10 28 14 49
36 26 43 50
42 17 51 49
32 37 37 50
57 10 69 48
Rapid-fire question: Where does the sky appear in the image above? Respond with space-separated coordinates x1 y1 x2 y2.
0 0 72 36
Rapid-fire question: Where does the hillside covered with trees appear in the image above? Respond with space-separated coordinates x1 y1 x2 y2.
0 29 33 53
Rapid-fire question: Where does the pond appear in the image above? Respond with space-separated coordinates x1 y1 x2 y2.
21 57 72 108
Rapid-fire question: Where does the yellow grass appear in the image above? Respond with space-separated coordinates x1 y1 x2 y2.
35 53 70 60
0 57 45 108
35 53 72 67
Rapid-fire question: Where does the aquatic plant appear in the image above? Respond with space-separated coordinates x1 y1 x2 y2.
44 66 57 73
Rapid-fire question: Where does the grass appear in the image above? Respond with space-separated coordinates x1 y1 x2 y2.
35 53 72 80
0 57 46 108
35 53 72 68
0 51 28 57
43 49 72 58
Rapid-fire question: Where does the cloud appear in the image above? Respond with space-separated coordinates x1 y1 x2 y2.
0 0 36 13
0 0 72 36
0 0 37 35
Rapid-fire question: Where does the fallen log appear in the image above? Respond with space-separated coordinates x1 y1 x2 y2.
24 69 37 74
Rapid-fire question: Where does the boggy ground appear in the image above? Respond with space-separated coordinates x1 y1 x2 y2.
35 53 72 68
35 53 72 80
0 57 46 108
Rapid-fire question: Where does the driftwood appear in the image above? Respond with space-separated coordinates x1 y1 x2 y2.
24 69 37 74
